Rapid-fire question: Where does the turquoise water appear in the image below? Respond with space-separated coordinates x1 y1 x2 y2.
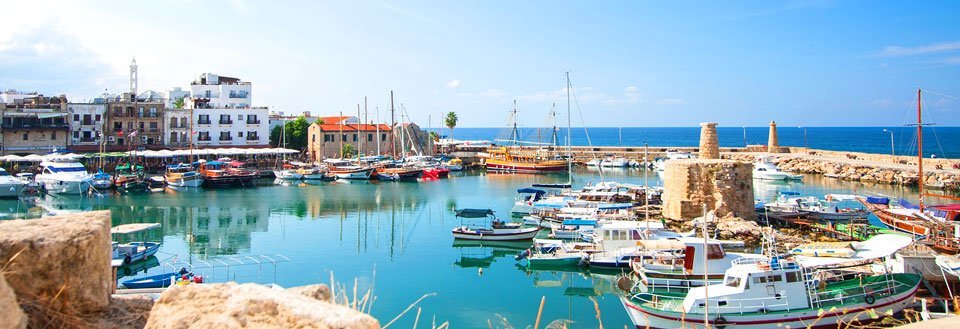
0 168 954 327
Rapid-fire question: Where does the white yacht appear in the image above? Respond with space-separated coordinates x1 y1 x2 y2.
0 168 26 198
753 156 802 181
654 150 696 172
36 157 93 195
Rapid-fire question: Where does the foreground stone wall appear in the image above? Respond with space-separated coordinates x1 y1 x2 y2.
662 159 755 221
0 211 112 313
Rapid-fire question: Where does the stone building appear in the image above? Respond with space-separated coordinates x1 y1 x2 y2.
105 92 166 148
306 116 393 161
67 102 107 150
0 92 69 155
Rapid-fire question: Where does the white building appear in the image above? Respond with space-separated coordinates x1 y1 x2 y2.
66 103 107 147
164 87 190 109
186 73 268 147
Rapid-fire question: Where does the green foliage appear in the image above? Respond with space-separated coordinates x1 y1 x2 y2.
342 143 355 157
268 116 311 151
444 111 458 139
173 97 185 110
429 131 439 142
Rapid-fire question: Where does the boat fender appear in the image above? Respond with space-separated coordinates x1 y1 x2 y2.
714 315 728 329
578 257 589 267
515 249 530 261
617 275 633 292
194 275 203 283
864 293 875 305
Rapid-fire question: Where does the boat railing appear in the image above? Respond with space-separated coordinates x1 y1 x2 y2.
810 276 909 307
160 253 291 283
632 290 797 313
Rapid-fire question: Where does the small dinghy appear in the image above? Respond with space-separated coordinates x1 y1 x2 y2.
451 208 540 241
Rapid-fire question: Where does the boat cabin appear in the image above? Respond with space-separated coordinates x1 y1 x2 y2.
682 257 807 314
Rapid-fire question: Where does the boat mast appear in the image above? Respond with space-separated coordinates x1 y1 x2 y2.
364 97 368 157
917 88 924 212
551 102 559 147
357 103 362 157
511 100 520 147
339 110 344 159
390 91 396 159
565 72 573 184
702 204 710 329
376 106 381 155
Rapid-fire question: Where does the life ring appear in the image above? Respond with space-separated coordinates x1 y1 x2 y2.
714 315 728 329
864 293 875 305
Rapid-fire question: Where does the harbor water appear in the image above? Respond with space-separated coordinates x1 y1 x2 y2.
0 168 954 327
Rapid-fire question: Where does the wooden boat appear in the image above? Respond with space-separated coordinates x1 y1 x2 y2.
857 196 931 237
91 169 114 190
114 164 149 193
483 147 567 173
111 223 161 265
198 160 256 188
515 238 598 268
165 163 203 187
376 167 422 181
451 208 540 241
632 238 761 288
329 165 374 180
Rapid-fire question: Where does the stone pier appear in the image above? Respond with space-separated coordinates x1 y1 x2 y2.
698 122 719 159
662 159 755 221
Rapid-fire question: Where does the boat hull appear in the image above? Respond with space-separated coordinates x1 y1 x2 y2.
857 197 930 237
0 183 25 198
331 168 374 180
38 179 91 195
485 161 567 174
452 227 540 241
620 280 919 329
166 175 204 187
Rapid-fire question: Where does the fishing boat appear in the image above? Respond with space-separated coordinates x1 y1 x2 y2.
35 157 93 195
803 194 869 221
511 187 548 216
376 167 422 181
91 169 114 190
752 155 802 181
451 208 540 241
858 196 931 237
515 238 598 268
274 163 304 180
165 163 203 187
120 267 202 289
632 238 761 288
114 164 149 192
111 223 161 265
621 234 920 329
443 158 464 171
0 168 26 199
198 160 254 187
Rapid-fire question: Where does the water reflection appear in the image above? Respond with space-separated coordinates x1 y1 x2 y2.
451 240 528 269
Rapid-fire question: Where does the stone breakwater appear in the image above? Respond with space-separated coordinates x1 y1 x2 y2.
723 151 960 192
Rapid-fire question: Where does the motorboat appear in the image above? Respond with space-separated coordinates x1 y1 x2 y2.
376 167 422 181
274 162 303 180
443 158 464 171
329 165 375 180
165 163 203 188
600 156 630 168
91 169 114 190
120 267 202 289
510 187 548 216
114 164 149 193
111 223 161 265
0 168 26 199
801 194 869 221
198 160 256 188
36 157 92 195
654 150 696 172
515 238 599 268
753 156 802 181
451 208 540 241
632 238 761 288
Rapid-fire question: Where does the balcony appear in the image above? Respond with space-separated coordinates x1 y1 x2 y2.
219 136 233 141
197 136 211 142
228 92 248 98
79 137 96 143
141 113 161 118
149 128 159 133
1 123 69 130
218 120 234 125
198 120 212 125
246 120 261 125
246 135 259 141
80 120 94 126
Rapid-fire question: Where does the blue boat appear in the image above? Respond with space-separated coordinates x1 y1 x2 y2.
121 268 196 289
111 223 162 265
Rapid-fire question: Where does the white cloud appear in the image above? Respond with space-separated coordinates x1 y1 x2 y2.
878 41 960 57
872 98 893 107
656 98 684 105
480 89 505 97
445 80 461 88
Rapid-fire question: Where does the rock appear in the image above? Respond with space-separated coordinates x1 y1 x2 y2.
145 283 379 329
286 284 332 303
0 273 27 329
86 295 155 329
0 211 111 313
662 159 755 221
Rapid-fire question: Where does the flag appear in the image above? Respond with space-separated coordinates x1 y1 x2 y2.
129 130 138 138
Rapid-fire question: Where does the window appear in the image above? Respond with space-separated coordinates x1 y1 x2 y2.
22 133 28 140
198 114 211 124
114 122 122 131
785 272 800 283
247 131 259 140
51 131 57 140
238 131 243 137
353 134 357 142
138 107 144 117
139 122 145 130
74 131 80 138
381 133 387 141
82 114 92 125
149 107 157 117
707 244 725 260
325 134 332 142
74 114 80 121
313 135 316 142
95 114 101 121
341 134 346 141
204 90 211 98
367 133 373 142
219 114 232 124
170 132 178 142
246 115 259 124
198 131 211 141
219 131 231 141
237 115 243 120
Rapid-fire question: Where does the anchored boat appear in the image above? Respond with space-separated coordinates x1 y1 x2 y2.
451 208 540 241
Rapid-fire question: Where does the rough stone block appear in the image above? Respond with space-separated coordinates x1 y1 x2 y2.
0 273 27 329
663 159 755 221
145 283 379 329
0 211 112 313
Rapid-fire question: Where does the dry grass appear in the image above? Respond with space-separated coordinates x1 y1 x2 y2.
328 269 448 329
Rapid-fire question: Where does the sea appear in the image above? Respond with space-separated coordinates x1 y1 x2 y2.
424 126 960 158
1 168 952 327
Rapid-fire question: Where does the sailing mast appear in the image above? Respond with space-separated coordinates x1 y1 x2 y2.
565 72 573 184
511 100 520 147
551 103 559 147
917 88 925 212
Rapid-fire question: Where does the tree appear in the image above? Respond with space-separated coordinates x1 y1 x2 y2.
173 97 185 110
444 112 458 140
269 116 311 151
341 143 355 158
429 131 439 142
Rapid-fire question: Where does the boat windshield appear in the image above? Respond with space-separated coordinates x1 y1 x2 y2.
47 167 87 173
0 169 9 176
724 275 741 287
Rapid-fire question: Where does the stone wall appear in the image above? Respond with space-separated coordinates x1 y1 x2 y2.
662 159 755 221
698 122 719 159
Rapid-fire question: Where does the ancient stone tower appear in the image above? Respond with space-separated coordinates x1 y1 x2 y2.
662 159 756 221
768 120 781 153
698 122 719 159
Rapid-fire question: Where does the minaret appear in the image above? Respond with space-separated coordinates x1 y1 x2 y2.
699 122 719 159
767 120 780 153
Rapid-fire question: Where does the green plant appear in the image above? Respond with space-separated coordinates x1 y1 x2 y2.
444 112 458 140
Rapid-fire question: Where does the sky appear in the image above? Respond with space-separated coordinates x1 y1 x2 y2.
1 0 959 127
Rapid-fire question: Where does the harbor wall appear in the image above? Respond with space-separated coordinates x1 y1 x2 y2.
662 159 756 221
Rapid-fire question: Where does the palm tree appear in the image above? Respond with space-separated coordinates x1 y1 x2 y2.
444 111 458 140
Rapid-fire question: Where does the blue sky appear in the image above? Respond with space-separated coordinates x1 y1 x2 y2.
1 0 958 127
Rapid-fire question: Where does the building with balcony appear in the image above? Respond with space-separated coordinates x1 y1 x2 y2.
105 92 166 148
268 110 320 131
186 73 269 147
306 116 394 161
67 102 107 148
0 92 70 155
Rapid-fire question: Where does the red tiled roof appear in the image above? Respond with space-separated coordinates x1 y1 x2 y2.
318 116 352 125
314 123 391 132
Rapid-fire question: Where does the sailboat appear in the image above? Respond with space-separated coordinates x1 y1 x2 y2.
483 100 568 173
858 89 960 254
274 118 303 180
